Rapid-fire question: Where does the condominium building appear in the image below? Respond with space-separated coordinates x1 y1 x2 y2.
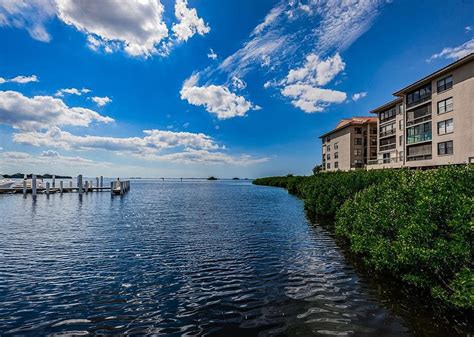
320 117 377 171
368 52 474 169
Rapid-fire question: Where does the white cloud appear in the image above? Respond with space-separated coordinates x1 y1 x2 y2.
281 84 347 113
286 53 345 86
12 127 267 166
207 48 218 60
40 149 60 157
352 92 367 101
1 150 109 167
13 127 219 152
56 0 169 57
91 96 112 107
231 76 247 90
180 74 257 119
172 0 210 42
427 38 474 62
0 0 56 42
0 90 113 130
0 75 39 84
55 87 91 97
466 26 472 33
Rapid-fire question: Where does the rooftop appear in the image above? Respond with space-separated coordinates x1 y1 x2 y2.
319 117 377 139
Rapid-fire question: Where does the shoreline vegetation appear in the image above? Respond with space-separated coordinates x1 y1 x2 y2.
253 165 473 311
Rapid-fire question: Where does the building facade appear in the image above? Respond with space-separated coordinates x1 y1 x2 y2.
320 53 474 171
320 117 377 171
367 52 474 169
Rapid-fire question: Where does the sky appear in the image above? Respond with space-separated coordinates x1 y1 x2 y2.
0 0 473 178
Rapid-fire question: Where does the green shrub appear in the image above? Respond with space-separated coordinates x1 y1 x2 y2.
335 166 474 309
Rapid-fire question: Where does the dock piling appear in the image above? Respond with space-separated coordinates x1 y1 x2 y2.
46 182 50 195
78 175 83 195
52 175 56 188
60 181 63 194
32 175 37 197
22 180 27 198
110 181 114 195
100 176 103 187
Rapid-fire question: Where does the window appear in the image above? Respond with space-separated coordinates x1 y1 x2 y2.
406 83 431 107
407 122 432 144
370 148 377 157
334 162 338 169
399 135 403 146
438 119 453 135
354 127 362 134
437 75 453 92
370 127 377 134
334 142 339 150
354 149 362 156
327 145 331 151
383 152 391 163
438 141 453 155
407 143 432 161
380 106 397 122
438 97 453 114
327 163 331 169
406 104 431 126
327 154 331 160
334 152 339 159
354 138 362 145
370 137 377 146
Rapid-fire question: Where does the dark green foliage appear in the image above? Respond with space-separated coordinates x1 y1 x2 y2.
253 166 474 309
336 166 473 309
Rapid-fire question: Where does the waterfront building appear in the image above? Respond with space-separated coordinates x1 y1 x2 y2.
319 117 377 171
320 53 474 171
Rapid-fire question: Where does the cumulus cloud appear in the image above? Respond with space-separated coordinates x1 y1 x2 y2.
281 84 346 113
172 0 210 42
207 48 218 60
0 90 113 130
180 74 257 119
231 76 247 90
0 0 56 42
466 26 472 33
91 96 112 107
352 92 367 101
286 53 345 86
0 74 39 84
56 0 169 57
12 127 267 166
427 38 474 62
55 87 91 97
1 150 108 167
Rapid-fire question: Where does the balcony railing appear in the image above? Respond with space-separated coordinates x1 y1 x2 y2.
379 129 396 138
406 114 432 127
406 95 431 108
407 154 432 162
367 158 399 165
407 132 432 145
379 143 396 152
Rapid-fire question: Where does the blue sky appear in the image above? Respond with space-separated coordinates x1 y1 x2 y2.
0 0 473 178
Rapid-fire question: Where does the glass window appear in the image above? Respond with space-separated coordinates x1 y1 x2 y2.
354 149 362 156
327 154 331 160
354 138 362 145
438 141 453 155
334 152 339 159
399 135 403 146
354 127 362 134
334 162 338 169
437 75 453 92
334 142 339 150
437 97 453 114
438 119 453 135
406 83 432 107
327 163 331 169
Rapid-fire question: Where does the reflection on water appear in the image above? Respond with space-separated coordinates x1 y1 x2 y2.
0 180 469 336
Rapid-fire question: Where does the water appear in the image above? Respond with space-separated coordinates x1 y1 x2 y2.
0 180 469 336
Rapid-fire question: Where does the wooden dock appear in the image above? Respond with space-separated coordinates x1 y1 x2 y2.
0 175 131 197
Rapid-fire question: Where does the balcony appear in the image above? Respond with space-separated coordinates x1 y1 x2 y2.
380 143 396 152
407 154 432 162
368 157 399 165
407 132 432 145
406 114 431 127
379 129 396 138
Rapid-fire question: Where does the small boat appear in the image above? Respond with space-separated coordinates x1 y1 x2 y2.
15 177 44 189
0 175 15 189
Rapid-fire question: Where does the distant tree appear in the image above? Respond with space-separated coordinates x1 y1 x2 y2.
312 165 323 175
